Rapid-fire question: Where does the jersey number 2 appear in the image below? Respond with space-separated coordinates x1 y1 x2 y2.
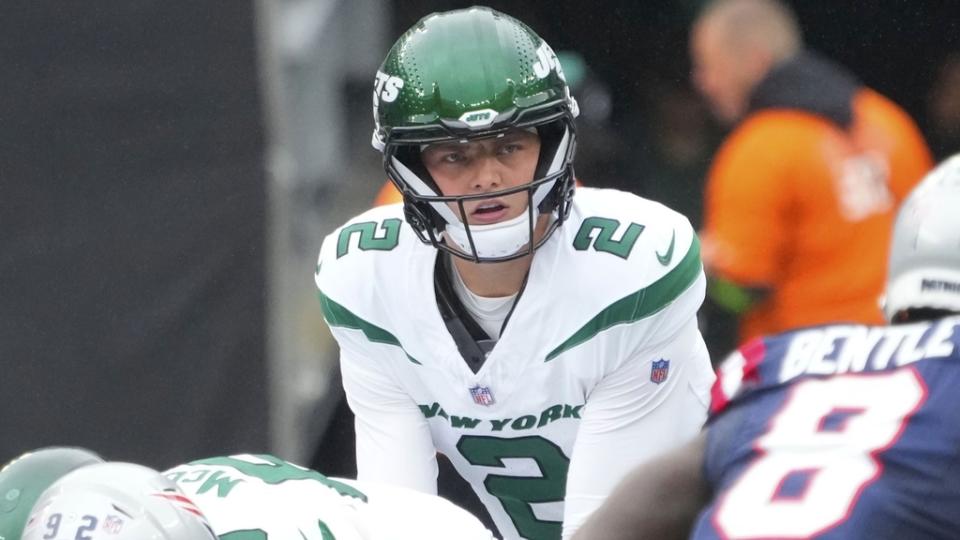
457 435 569 540
715 370 926 538
336 219 401 258
572 217 644 259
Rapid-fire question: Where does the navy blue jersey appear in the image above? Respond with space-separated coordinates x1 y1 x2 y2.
692 316 960 539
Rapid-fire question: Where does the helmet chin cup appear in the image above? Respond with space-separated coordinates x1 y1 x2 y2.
443 211 537 260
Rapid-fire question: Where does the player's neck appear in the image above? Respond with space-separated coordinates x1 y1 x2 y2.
450 214 550 297
452 254 532 298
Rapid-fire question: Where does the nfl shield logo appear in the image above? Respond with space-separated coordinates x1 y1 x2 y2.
650 359 670 384
469 385 495 406
103 515 125 534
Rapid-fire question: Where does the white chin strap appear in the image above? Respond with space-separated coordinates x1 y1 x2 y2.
443 211 538 259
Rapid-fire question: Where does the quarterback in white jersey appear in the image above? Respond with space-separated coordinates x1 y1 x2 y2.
315 7 714 540
164 454 494 540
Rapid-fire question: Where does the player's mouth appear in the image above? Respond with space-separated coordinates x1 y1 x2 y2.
470 201 510 224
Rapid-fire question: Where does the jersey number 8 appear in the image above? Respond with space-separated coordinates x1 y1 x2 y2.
715 370 926 538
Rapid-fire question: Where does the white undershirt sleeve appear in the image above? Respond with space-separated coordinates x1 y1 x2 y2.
561 317 714 539
337 331 439 495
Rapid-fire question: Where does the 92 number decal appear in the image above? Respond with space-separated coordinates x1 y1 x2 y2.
42 514 98 540
715 370 926 538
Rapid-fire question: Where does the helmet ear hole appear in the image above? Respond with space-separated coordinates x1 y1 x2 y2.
402 198 430 232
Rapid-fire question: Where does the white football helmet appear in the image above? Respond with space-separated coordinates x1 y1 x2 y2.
883 153 960 321
22 462 216 540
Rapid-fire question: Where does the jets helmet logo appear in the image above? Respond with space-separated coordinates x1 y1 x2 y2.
459 109 498 128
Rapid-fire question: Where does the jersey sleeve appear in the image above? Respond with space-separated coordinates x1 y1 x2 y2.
336 326 439 495
314 209 437 494
702 115 794 287
561 317 714 539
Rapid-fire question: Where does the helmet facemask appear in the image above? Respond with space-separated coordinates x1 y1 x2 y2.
384 111 577 263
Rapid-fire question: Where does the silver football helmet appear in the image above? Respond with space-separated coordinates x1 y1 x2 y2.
883 154 960 321
22 462 216 540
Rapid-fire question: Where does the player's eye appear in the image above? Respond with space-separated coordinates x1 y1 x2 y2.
440 152 466 164
498 143 522 155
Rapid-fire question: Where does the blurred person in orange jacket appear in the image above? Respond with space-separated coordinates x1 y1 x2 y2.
373 179 404 206
691 0 933 344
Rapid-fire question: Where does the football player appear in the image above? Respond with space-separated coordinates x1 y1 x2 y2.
163 454 495 540
314 6 714 539
5 449 494 540
574 154 960 539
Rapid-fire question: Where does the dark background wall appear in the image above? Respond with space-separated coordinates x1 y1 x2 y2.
1 1 268 467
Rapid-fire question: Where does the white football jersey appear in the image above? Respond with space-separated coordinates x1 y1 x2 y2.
164 454 494 540
315 188 715 539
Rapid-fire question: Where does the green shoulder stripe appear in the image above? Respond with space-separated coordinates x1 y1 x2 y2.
317 290 421 365
219 530 267 540
545 236 702 362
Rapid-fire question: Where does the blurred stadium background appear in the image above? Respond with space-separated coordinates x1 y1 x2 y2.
3 0 959 472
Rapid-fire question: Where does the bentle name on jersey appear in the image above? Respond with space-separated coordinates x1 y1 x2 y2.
779 317 960 382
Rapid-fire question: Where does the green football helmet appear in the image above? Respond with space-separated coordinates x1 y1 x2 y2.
372 6 579 263
0 447 103 540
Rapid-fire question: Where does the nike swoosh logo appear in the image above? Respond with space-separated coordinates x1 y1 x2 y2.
656 229 676 266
